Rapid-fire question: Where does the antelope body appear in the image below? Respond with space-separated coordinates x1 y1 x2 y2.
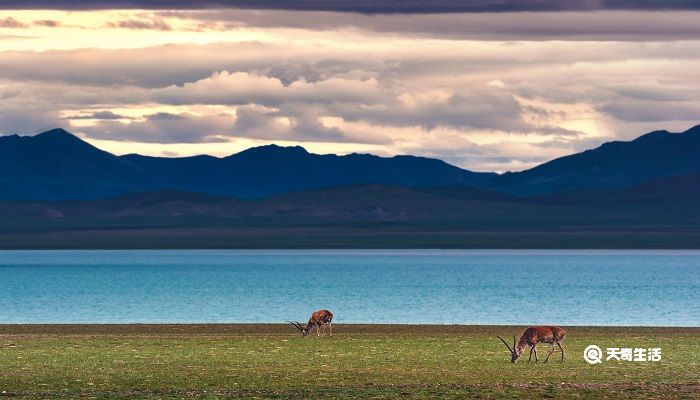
498 326 565 363
289 309 333 337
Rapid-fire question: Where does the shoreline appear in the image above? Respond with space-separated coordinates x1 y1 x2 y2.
2 324 698 336
3 228 700 250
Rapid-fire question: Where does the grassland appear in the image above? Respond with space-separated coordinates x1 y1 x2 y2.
0 325 698 399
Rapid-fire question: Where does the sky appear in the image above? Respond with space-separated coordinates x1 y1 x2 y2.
1 1 699 172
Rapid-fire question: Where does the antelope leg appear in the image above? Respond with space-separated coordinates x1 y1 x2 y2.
544 344 555 363
532 345 538 363
557 342 565 362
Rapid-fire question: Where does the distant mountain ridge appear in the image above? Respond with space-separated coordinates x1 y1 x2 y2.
0 129 153 200
484 124 700 195
121 143 494 199
0 128 493 200
3 179 697 233
1 124 699 201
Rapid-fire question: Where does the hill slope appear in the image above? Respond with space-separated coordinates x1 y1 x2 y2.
2 182 699 248
2 124 700 201
123 144 493 199
0 129 493 200
0 129 153 200
487 124 700 195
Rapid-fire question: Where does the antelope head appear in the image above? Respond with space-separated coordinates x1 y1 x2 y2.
288 321 310 337
497 335 521 363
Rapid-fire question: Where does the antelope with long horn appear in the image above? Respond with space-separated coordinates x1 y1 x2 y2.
497 326 566 363
288 309 333 337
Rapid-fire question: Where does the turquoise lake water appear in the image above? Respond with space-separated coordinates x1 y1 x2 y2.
0 250 697 326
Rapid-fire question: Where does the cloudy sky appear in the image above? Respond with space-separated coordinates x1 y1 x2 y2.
1 1 699 172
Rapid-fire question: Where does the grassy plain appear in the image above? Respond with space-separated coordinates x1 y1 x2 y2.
0 325 698 399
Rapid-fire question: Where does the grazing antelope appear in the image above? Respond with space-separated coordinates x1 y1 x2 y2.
497 326 566 363
289 309 333 337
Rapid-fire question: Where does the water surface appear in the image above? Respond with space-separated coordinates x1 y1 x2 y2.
0 250 697 326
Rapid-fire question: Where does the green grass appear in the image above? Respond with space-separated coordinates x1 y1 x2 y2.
1 325 698 399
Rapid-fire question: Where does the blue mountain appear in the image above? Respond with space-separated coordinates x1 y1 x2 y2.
122 144 494 199
0 129 152 200
0 128 493 200
486 124 700 195
1 124 699 201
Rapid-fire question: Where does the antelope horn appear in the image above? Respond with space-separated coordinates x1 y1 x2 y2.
288 321 304 331
497 336 514 354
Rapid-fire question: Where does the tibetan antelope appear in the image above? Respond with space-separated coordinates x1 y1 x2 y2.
289 309 333 337
497 326 566 363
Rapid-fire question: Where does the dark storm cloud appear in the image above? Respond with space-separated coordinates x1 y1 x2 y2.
170 10 700 41
2 1 700 12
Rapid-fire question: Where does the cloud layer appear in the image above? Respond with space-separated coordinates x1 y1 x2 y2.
4 1 700 12
1 8 699 172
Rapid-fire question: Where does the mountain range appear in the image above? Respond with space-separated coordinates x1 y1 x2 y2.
1 124 700 248
2 124 699 201
0 128 492 201
488 124 700 195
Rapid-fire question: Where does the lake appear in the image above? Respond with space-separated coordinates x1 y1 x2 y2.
0 250 698 326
